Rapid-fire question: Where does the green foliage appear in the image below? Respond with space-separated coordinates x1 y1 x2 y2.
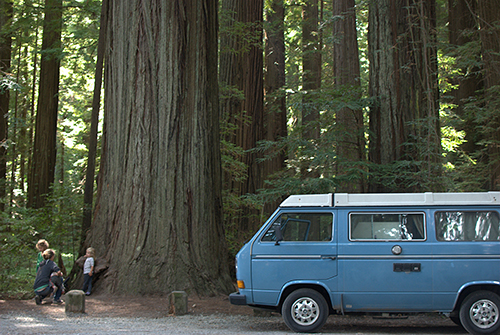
0 0 100 299
0 182 81 298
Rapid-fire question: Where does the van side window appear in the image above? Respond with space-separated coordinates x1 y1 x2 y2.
435 211 500 241
350 213 425 241
261 213 333 242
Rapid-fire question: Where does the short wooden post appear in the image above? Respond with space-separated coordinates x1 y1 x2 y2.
65 290 85 314
168 291 188 315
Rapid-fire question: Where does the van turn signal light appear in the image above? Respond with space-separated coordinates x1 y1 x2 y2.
237 280 245 289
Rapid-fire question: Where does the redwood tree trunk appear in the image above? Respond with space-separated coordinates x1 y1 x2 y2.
448 0 481 156
87 0 233 295
477 0 500 190
0 0 12 212
332 0 364 193
263 0 286 213
27 0 62 209
302 0 321 140
368 0 441 192
219 0 264 233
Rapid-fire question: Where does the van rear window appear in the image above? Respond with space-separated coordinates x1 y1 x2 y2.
435 211 500 241
350 213 425 241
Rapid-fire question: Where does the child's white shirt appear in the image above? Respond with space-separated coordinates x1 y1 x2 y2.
83 257 94 275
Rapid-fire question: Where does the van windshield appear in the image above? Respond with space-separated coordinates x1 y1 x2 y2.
261 213 333 242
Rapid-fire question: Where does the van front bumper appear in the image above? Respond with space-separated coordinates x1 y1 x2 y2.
229 292 247 305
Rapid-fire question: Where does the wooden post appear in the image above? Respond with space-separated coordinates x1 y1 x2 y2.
168 291 188 315
65 290 85 314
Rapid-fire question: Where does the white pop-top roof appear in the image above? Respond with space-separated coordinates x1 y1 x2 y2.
279 192 500 207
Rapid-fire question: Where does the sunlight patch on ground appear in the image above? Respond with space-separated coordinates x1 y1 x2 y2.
12 315 51 328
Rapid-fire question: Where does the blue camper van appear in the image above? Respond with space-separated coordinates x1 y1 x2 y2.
229 192 500 334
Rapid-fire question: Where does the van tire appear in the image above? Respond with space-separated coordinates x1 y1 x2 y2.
459 290 500 335
282 288 328 333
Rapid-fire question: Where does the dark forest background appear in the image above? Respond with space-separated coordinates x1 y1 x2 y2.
1 0 499 297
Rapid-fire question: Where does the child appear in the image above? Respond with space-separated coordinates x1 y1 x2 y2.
33 249 63 305
82 247 95 296
35 239 49 272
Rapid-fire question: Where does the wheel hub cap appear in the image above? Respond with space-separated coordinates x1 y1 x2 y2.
470 299 499 329
292 297 320 326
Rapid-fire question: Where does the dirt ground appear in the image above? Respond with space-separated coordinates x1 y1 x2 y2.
0 293 460 335
0 293 252 318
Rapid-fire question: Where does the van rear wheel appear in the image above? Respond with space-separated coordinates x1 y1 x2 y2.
282 288 328 333
459 291 500 335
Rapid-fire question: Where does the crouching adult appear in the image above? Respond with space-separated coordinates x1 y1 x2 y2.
33 249 64 305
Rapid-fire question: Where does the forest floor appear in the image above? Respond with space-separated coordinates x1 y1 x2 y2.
0 293 251 318
0 293 462 335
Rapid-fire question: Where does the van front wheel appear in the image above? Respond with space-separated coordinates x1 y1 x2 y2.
282 288 328 333
459 291 500 335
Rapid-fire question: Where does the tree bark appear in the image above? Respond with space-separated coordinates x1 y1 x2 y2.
477 0 500 190
448 0 481 156
87 0 233 295
368 0 441 192
263 0 286 213
302 0 321 140
27 0 62 208
0 0 12 212
219 0 264 233
332 0 364 193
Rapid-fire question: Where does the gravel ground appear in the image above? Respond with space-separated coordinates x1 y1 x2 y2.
0 309 465 335
0 295 464 335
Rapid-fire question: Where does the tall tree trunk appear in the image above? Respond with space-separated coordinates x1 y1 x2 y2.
87 0 233 295
27 0 62 209
332 0 364 193
477 0 500 190
0 0 12 212
81 0 108 256
368 0 441 192
263 0 286 214
448 0 481 156
219 0 264 233
302 0 321 140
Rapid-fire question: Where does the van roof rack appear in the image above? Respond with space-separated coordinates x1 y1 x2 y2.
279 192 500 207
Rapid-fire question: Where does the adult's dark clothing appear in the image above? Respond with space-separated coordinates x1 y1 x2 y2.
33 259 62 304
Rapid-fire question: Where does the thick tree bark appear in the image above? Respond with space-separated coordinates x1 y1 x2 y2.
368 0 441 192
219 0 264 233
332 0 364 193
263 0 286 213
477 0 500 190
27 0 62 208
87 0 233 295
0 0 12 212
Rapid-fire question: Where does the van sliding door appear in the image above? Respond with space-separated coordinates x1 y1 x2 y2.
339 210 433 312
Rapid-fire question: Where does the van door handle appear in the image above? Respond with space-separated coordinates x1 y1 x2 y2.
321 255 337 260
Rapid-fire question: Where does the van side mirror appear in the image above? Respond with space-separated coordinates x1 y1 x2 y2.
274 224 283 246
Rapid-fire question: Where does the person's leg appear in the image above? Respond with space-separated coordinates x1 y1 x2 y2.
54 289 62 302
82 274 87 291
35 286 52 304
86 275 92 295
82 274 90 292
50 276 63 302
